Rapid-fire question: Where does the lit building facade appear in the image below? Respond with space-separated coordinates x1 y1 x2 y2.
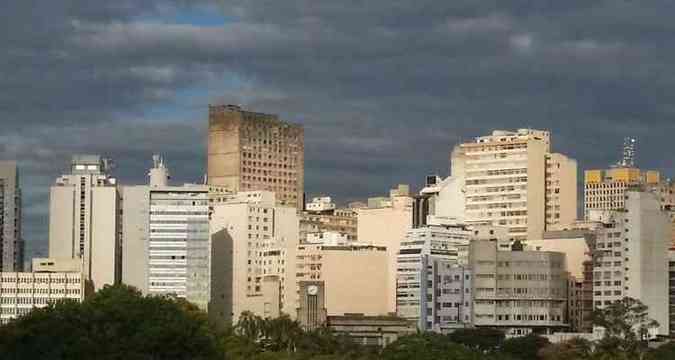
48 155 119 291
300 197 358 243
207 104 304 209
0 161 23 271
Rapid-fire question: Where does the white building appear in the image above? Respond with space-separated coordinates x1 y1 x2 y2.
306 197 336 213
306 231 353 246
451 129 577 242
48 155 119 291
0 161 23 271
588 190 670 335
121 156 213 311
0 258 84 324
210 190 299 324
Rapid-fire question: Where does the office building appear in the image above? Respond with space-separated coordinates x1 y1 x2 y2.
587 190 670 335
451 129 577 242
296 244 389 320
300 197 358 243
210 190 299 324
121 156 215 311
0 258 84 324
470 240 569 337
0 161 23 271
48 155 119 291
357 184 413 313
207 104 304 209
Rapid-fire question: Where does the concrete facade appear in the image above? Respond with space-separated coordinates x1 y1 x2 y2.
0 161 23 271
210 191 299 324
207 104 304 209
669 249 675 338
48 155 120 291
300 204 358 243
357 185 413 313
451 129 577 242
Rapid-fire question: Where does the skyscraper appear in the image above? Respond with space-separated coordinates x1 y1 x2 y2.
450 129 578 242
48 155 119 291
0 161 23 271
207 104 304 209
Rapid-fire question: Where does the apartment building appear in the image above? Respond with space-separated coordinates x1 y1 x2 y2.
0 161 23 271
0 258 84 324
469 240 569 337
451 129 577 242
210 190 299 324
587 191 670 335
300 197 358 243
357 184 413 313
207 104 304 209
48 155 119 291
121 156 215 311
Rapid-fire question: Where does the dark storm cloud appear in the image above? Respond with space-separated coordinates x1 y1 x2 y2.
1 1 673 258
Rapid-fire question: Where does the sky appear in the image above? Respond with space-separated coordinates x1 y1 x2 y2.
1 1 673 259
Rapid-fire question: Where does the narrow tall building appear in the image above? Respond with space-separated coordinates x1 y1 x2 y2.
207 105 304 210
48 155 120 291
0 161 23 271
121 156 215 311
450 129 577 242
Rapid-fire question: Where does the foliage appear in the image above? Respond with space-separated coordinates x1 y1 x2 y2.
380 332 484 360
647 341 675 360
0 284 222 360
539 337 593 360
501 334 550 360
447 327 505 353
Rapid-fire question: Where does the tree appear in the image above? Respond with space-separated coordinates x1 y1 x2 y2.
448 328 505 353
380 332 482 360
539 337 593 360
0 284 223 360
501 334 550 360
647 341 675 360
590 297 659 360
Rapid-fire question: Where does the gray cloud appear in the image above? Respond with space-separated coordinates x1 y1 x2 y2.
1 0 673 259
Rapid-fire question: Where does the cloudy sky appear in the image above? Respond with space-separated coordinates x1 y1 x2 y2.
2 1 674 258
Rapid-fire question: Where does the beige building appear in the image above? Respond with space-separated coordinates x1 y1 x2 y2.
451 129 577 242
207 104 304 209
0 161 23 271
0 258 84 324
357 184 413 313
300 197 358 243
584 167 664 217
48 155 120 291
210 191 299 324
469 240 569 337
295 244 389 317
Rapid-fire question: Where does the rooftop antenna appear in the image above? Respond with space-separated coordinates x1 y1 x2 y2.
617 137 637 168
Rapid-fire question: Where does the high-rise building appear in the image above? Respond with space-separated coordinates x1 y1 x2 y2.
450 129 578 242
207 104 304 209
209 190 299 324
121 156 216 312
0 161 23 271
587 191 670 336
48 155 120 291
668 248 675 338
357 184 413 313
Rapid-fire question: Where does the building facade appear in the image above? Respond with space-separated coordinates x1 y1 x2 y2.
451 129 577 242
207 104 304 209
210 191 299 324
0 259 84 324
121 157 213 311
0 161 23 271
300 197 358 243
668 249 675 338
469 240 569 337
48 155 119 291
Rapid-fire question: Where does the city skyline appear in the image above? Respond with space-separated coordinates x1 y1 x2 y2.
1 1 674 261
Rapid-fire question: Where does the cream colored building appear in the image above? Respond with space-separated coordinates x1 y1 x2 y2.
0 161 23 271
296 244 389 317
210 191 299 324
584 167 664 217
357 184 413 313
300 197 358 243
48 155 119 291
207 104 304 209
451 129 577 242
0 258 84 324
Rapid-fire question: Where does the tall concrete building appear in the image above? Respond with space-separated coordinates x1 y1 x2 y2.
121 156 216 312
0 161 23 271
210 190 299 324
450 129 577 242
207 104 304 209
48 155 119 291
587 191 671 336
